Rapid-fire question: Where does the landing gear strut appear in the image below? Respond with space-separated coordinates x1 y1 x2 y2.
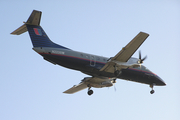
114 70 120 76
114 65 121 76
150 84 155 94
87 86 93 96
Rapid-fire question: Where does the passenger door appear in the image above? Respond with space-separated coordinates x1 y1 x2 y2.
90 55 96 66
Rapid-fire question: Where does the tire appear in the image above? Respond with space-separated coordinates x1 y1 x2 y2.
88 90 93 95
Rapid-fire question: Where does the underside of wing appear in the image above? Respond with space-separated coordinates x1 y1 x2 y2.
100 61 116 73
63 77 114 94
63 82 88 94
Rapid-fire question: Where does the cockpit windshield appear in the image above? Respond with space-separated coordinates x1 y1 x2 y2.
137 65 152 73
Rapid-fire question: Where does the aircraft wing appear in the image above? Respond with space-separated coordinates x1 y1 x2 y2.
100 32 149 72
63 82 88 94
63 77 113 94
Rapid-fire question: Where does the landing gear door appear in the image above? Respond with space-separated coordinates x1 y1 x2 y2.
90 55 96 66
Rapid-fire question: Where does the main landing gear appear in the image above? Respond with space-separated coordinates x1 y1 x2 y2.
150 84 155 94
87 86 93 96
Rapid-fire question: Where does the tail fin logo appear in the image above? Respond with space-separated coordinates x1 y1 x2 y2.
33 28 42 36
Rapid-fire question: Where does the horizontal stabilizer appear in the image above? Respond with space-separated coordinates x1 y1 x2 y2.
11 24 27 35
11 10 42 35
63 82 88 94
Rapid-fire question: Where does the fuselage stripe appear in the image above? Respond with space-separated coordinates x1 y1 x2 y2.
39 52 106 65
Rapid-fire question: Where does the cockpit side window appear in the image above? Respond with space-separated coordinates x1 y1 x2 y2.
144 66 152 72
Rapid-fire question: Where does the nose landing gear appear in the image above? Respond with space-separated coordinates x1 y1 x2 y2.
150 90 155 94
150 84 155 94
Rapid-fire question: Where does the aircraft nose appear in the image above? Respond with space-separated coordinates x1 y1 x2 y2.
155 75 166 86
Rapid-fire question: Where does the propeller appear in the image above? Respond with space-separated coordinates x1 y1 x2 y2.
138 51 147 64
138 51 147 69
113 84 116 91
112 79 116 91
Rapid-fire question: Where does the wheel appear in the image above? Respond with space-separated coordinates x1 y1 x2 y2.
114 70 120 76
88 90 93 95
150 90 155 94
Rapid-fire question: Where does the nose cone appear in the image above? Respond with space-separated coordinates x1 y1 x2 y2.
155 75 166 86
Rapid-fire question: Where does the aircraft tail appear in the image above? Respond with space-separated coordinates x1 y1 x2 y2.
11 10 41 35
11 10 70 49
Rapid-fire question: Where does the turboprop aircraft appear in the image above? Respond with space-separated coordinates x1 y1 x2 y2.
11 10 166 95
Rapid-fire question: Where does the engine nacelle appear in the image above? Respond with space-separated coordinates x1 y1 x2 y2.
101 81 113 87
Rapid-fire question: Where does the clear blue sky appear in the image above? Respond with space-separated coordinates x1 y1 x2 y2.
1 1 180 120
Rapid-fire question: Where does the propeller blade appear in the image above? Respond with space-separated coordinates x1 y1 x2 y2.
138 51 147 64
139 51 141 60
142 55 147 61
112 79 116 91
114 84 116 91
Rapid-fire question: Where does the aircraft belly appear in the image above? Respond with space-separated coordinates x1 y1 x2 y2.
42 53 96 72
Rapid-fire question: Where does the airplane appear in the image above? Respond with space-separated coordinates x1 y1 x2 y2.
11 10 166 96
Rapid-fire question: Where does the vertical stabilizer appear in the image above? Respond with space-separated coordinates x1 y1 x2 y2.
26 25 69 49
